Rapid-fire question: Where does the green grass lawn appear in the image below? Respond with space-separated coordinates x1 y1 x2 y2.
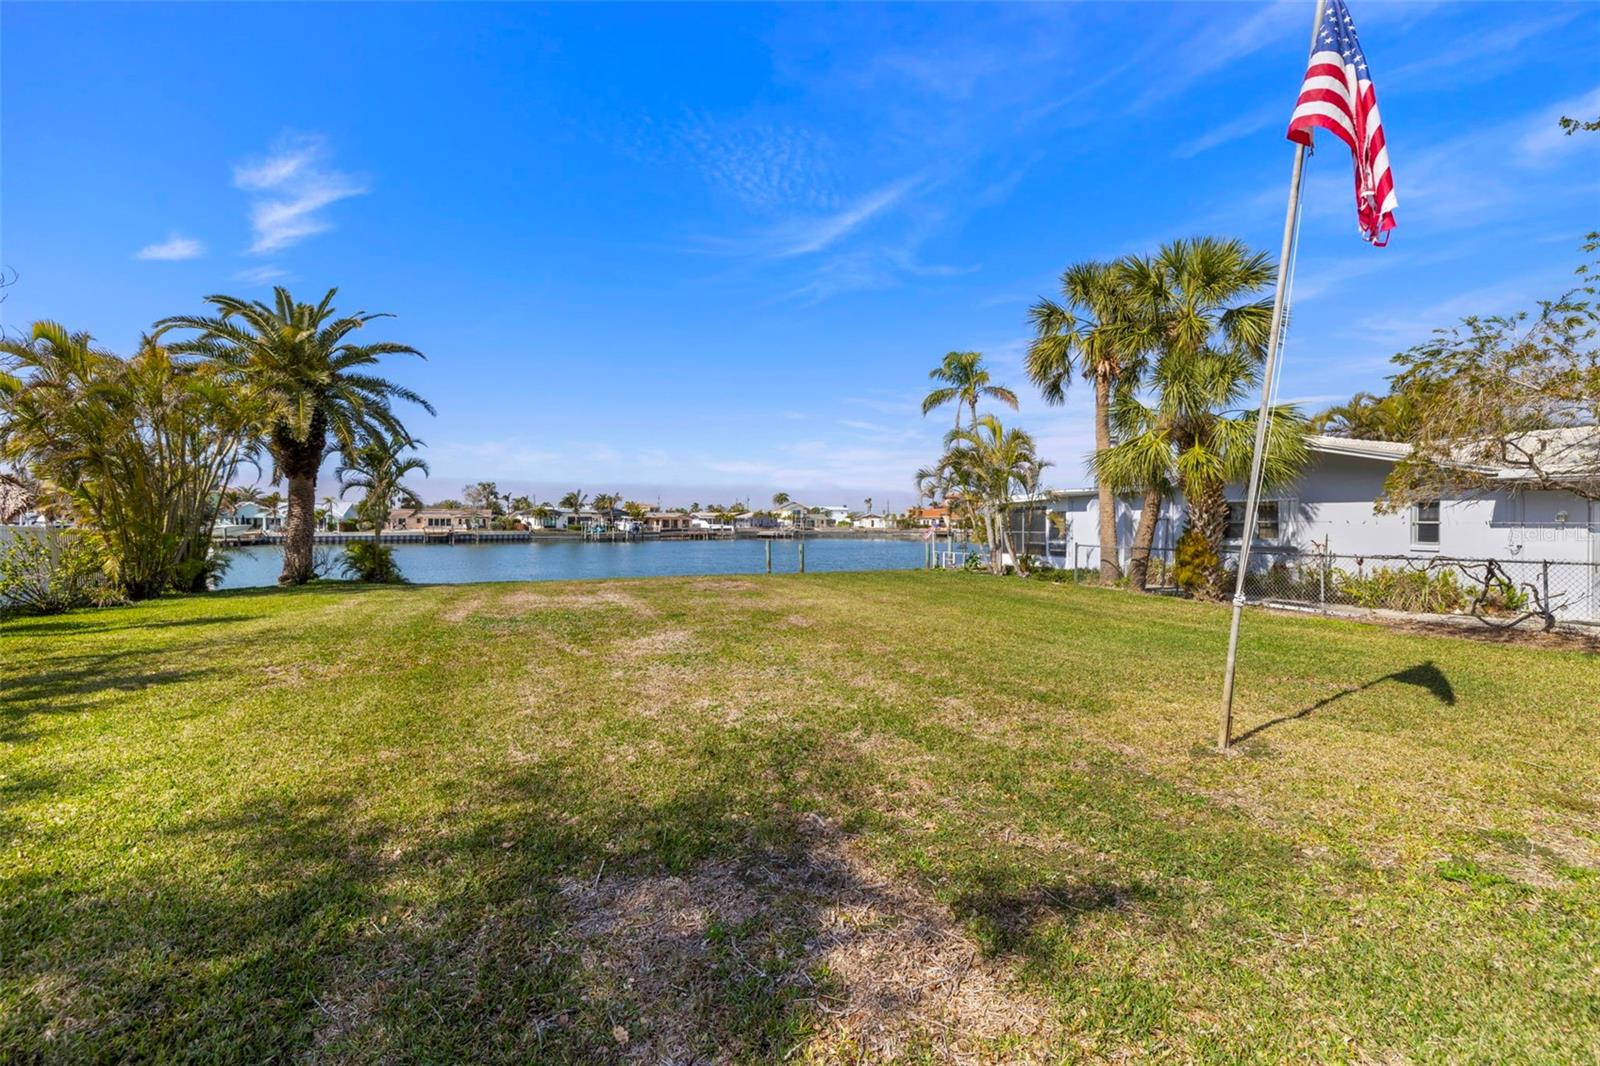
4 572 1598 1063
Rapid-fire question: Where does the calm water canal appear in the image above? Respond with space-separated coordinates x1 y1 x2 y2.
216 536 929 589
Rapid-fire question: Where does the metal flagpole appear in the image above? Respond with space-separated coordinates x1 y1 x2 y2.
1218 0 1326 752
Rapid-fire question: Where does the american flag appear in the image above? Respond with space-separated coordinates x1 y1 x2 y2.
1287 0 1397 245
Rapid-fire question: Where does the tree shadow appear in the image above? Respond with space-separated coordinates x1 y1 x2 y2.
0 613 256 638
0 640 249 743
948 869 1152 956
1236 660 1456 744
2 733 1100 1061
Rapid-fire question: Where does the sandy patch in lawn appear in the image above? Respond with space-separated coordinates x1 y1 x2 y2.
685 578 759 594
616 628 694 660
559 817 1061 1063
440 591 492 623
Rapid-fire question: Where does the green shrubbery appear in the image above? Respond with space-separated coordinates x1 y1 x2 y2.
1335 565 1467 613
341 541 405 584
0 531 120 616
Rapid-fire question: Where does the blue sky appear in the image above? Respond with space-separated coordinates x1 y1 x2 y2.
4 1 1597 508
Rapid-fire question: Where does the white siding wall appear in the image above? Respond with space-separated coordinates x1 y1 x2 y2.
1231 452 1594 563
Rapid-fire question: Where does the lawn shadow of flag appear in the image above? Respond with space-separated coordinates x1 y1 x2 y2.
1237 659 1454 744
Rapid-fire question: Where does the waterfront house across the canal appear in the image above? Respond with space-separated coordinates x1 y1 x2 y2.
387 507 494 533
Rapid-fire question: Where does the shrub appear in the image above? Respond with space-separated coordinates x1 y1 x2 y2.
0 530 119 616
1172 528 1218 595
1335 565 1468 613
341 541 405 583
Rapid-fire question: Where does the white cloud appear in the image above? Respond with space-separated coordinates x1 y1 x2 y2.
135 234 204 261
1174 102 1285 159
234 134 367 253
1131 1 1302 111
233 265 288 285
770 177 919 257
1520 86 1600 162
678 116 837 211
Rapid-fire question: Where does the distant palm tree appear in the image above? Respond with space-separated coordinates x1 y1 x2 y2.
559 490 586 511
320 494 337 531
943 414 1041 574
1311 391 1418 441
1026 260 1148 582
772 491 790 508
336 436 429 541
921 351 1018 431
158 287 432 585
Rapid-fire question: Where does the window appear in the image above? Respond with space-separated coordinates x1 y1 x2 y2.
1411 500 1440 546
1225 500 1280 540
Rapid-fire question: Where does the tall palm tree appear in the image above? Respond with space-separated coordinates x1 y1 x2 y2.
1026 260 1148 582
921 351 1018 431
336 435 428 542
157 287 432 585
771 491 791 508
559 490 587 512
1098 238 1302 598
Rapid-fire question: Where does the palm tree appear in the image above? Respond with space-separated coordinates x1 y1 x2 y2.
771 491 790 508
1096 362 1307 598
943 414 1042 575
1311 391 1418 441
157 287 432 585
1 325 259 596
863 496 873 516
921 351 1019 431
336 435 428 542
1096 238 1303 598
1026 260 1148 582
559 490 587 512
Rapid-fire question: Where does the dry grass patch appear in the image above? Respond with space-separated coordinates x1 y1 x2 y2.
559 817 1061 1064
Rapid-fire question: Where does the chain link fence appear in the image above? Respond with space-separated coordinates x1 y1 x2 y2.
1067 543 1599 627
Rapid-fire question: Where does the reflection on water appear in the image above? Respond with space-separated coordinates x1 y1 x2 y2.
217 537 929 588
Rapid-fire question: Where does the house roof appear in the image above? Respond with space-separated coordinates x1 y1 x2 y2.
1306 434 1412 461
1308 428 1600 485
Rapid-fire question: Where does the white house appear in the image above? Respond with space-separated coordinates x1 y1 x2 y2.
855 513 892 530
223 501 286 532
1016 433 1600 620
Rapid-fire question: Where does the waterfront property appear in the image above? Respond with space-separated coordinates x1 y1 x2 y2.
643 510 693 533
904 504 952 530
386 506 495 533
6 573 1597 1061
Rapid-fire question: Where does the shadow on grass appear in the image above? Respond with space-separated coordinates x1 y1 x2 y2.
1 647 223 743
0 727 1101 1061
0 613 257 638
1236 660 1456 745
949 870 1152 956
